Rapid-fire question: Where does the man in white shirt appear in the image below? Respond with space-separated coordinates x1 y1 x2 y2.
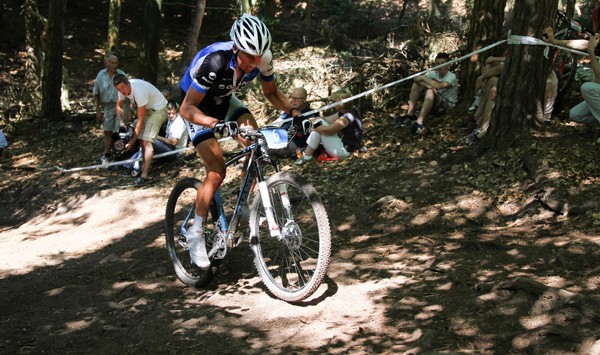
125 100 189 175
114 74 167 186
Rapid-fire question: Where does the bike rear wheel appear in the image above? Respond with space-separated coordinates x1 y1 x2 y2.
249 172 331 302
165 178 219 287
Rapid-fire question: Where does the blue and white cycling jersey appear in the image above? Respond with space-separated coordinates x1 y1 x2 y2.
180 41 274 106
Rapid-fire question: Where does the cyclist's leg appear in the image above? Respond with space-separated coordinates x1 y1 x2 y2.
194 137 227 217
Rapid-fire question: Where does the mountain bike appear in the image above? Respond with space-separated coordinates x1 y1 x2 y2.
164 123 332 302
550 10 590 97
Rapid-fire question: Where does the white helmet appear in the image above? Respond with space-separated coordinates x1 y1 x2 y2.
230 14 272 56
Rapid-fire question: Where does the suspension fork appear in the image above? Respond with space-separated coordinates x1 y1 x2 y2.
270 159 294 221
254 161 294 238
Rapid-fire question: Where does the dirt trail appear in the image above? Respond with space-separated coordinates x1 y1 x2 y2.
0 186 415 353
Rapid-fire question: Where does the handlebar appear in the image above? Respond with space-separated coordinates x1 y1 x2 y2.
235 115 315 140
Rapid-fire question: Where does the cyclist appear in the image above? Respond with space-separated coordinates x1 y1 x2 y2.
178 14 300 269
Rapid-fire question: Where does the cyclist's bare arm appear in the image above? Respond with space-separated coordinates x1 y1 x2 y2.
261 79 296 115
180 88 218 128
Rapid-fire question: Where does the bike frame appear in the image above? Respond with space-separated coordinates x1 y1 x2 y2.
188 130 293 258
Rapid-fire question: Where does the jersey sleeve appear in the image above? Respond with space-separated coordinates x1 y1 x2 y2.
191 52 226 94
258 50 275 82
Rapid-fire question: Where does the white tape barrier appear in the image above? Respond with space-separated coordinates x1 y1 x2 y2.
57 146 195 173
282 39 509 122
507 35 588 57
59 34 583 174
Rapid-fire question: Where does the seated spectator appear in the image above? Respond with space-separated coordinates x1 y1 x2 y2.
0 129 8 158
461 54 506 133
468 54 507 114
543 27 600 140
568 34 600 132
540 68 558 126
465 74 499 145
466 66 558 145
295 88 363 165
273 87 317 158
124 100 189 176
398 52 458 136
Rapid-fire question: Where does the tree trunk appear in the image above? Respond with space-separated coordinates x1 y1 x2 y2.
23 0 44 116
0 0 4 31
565 0 576 18
139 0 162 85
428 0 441 19
487 0 558 151
303 0 313 36
177 0 206 77
459 0 506 100
106 0 121 55
240 0 252 14
42 0 64 120
261 0 276 20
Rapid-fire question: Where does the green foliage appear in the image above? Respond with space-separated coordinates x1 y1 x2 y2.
314 0 356 13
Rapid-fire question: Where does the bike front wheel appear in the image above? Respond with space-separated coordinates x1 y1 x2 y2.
165 178 219 287
249 172 331 302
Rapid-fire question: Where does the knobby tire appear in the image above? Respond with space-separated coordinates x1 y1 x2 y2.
249 172 332 302
165 178 218 287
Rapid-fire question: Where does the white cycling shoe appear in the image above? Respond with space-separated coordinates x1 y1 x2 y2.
186 225 210 270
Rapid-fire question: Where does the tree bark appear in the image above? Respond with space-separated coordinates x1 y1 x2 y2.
0 0 4 31
488 0 558 151
177 0 206 77
23 0 45 115
106 0 121 55
240 0 252 14
459 0 506 99
261 0 276 20
42 0 64 120
565 0 576 18
303 0 313 35
139 0 162 86
428 0 441 19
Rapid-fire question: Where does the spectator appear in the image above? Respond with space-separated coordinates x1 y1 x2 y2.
466 66 558 145
93 54 127 165
273 87 318 158
399 52 458 136
0 129 8 158
543 27 600 139
461 54 506 132
113 74 168 186
295 88 363 165
468 54 507 114
124 100 189 175
569 34 600 132
540 68 559 126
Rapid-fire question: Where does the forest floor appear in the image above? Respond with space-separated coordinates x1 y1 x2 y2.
2 0 600 354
